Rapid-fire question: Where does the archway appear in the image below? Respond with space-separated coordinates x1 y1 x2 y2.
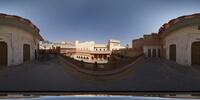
0 41 8 66
169 44 176 61
191 41 200 65
23 44 30 62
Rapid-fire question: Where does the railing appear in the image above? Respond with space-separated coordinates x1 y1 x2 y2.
75 50 111 54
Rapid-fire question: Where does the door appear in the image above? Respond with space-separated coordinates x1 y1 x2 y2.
148 49 151 57
192 42 200 65
0 42 7 66
153 49 156 57
35 50 37 60
169 44 176 61
23 44 30 62
158 49 161 57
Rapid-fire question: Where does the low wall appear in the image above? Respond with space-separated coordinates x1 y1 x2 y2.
59 53 144 75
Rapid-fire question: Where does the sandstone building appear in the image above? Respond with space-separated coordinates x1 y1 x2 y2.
0 13 43 66
74 39 125 63
40 41 76 56
39 39 125 63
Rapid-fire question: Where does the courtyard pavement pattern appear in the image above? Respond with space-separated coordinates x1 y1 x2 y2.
0 55 200 91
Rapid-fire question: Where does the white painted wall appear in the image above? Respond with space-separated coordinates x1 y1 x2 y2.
143 45 161 57
0 25 40 66
163 25 200 66
75 41 95 51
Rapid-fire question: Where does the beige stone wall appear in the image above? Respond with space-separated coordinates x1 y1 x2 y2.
163 25 200 66
132 38 143 51
108 40 125 51
0 25 40 66
143 33 161 46
112 48 143 58
75 40 95 51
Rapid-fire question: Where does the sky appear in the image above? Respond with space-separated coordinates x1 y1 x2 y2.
0 0 200 46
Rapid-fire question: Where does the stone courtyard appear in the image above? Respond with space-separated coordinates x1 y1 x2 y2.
0 55 200 91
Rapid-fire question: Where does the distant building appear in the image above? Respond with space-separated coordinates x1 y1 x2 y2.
39 41 55 50
0 13 43 66
142 33 162 58
55 41 76 57
108 39 125 51
74 39 125 63
132 38 144 51
40 41 76 56
40 39 125 63
132 13 200 66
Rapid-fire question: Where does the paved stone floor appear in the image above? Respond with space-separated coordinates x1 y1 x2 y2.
0 55 200 91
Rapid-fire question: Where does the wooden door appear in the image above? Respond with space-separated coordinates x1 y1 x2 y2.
158 49 161 57
0 42 7 66
170 44 176 61
192 42 200 65
153 49 156 57
23 44 30 62
148 49 151 57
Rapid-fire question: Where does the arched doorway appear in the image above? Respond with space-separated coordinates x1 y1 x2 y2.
23 44 30 62
191 41 200 65
0 41 8 66
169 44 176 61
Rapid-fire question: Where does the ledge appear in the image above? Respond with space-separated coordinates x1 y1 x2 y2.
58 55 144 76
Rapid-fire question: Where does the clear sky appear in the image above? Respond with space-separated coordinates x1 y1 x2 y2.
0 0 200 46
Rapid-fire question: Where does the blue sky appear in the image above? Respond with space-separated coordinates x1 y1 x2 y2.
0 0 200 46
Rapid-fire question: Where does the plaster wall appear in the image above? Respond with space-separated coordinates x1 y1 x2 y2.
143 45 162 57
0 25 39 66
163 25 200 66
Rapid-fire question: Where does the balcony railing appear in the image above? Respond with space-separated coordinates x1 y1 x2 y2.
75 50 111 54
